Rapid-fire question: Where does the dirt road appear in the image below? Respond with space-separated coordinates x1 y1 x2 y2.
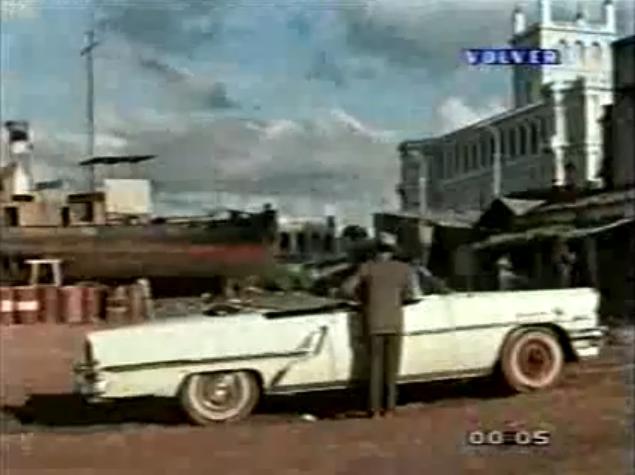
1 325 633 474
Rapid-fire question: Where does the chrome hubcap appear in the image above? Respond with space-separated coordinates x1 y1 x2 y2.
518 340 553 381
198 374 242 411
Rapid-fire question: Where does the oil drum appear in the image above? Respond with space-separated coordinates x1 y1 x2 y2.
0 287 15 325
83 286 105 324
15 286 39 324
106 286 129 325
61 286 84 324
38 285 61 324
128 284 145 322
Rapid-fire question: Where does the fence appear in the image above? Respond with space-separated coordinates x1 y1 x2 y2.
0 282 152 325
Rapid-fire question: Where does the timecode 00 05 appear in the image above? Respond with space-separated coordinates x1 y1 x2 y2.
465 430 552 447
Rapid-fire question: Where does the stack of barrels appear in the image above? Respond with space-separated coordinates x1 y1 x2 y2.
0 280 153 325
105 282 150 324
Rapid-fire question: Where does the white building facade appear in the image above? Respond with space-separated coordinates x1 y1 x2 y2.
398 0 618 214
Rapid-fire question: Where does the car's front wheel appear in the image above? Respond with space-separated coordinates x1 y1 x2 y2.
500 329 564 393
180 371 260 425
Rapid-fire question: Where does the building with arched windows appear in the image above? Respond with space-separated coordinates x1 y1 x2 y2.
398 0 620 214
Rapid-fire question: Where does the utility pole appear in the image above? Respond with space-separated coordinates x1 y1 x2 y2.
80 15 99 190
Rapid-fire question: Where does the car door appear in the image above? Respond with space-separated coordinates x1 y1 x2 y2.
329 294 459 385
399 294 458 380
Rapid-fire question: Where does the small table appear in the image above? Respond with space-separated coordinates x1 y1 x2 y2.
26 259 63 286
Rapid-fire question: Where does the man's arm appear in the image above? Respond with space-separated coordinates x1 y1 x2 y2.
339 264 366 301
401 264 419 303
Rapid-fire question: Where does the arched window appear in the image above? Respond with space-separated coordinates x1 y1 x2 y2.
463 145 469 172
530 121 539 154
279 232 290 252
540 116 549 141
471 143 478 169
559 39 570 64
489 136 495 165
454 143 460 175
480 137 488 167
520 124 528 156
501 130 507 155
509 128 517 157
439 150 449 178
591 42 602 66
575 40 585 65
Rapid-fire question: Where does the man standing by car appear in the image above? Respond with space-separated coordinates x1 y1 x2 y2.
342 233 413 418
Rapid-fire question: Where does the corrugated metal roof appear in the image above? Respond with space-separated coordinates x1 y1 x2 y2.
532 188 635 214
472 217 635 250
378 210 480 228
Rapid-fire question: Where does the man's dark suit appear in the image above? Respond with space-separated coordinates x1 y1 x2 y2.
353 258 412 415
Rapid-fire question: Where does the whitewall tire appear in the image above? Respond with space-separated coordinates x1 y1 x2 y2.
500 329 564 393
180 371 260 425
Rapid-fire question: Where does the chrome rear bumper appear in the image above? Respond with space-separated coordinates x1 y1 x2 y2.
73 362 107 399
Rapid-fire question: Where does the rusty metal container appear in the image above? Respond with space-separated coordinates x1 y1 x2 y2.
38 285 61 323
106 286 129 325
83 286 105 324
60 286 84 324
15 286 39 324
128 284 146 322
0 287 15 325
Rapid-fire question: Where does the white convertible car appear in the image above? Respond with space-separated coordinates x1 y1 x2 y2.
74 284 606 425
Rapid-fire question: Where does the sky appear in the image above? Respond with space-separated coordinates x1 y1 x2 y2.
1 0 634 226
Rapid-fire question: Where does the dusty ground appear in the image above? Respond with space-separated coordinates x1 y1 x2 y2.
0 324 633 474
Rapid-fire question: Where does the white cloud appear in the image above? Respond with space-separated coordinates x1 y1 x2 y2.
1 0 37 20
28 107 400 225
433 96 507 135
328 108 396 142
261 119 303 140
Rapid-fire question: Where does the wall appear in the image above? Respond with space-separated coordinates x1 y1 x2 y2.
402 101 554 212
103 179 152 216
276 216 338 260
1 163 30 200
1 201 62 226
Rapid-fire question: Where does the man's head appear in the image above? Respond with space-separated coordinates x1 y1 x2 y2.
496 254 512 270
376 232 397 260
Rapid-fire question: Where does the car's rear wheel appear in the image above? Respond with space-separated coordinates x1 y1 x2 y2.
500 329 564 393
180 371 260 425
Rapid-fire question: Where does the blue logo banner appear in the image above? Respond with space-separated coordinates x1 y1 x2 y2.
464 48 561 66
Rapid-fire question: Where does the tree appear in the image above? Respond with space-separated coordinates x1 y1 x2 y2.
341 225 368 242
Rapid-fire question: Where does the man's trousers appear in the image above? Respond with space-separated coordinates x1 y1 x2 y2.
368 333 402 414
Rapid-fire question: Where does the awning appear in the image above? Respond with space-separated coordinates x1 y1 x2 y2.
471 218 634 250
79 155 156 166
567 217 634 238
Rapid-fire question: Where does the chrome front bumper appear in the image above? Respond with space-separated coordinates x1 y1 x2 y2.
569 326 608 359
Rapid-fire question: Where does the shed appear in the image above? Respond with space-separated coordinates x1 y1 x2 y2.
475 197 545 232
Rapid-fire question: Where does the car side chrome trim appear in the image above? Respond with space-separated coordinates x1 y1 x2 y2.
100 350 309 373
266 367 492 395
404 318 596 336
